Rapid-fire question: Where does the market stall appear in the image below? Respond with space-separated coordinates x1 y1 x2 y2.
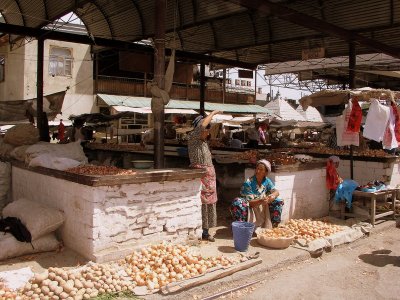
11 161 205 262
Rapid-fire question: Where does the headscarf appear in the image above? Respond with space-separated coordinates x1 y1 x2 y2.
256 159 271 173
192 115 204 128
328 156 340 164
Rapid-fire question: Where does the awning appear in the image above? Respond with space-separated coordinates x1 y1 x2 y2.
97 94 273 115
111 105 198 115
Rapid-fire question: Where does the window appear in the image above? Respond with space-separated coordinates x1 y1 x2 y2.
49 47 73 77
0 56 4 82
235 79 240 86
241 80 246 86
246 81 252 86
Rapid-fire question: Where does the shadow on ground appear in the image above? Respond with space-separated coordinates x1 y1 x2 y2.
359 249 400 267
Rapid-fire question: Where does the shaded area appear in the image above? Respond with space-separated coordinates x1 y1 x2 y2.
359 249 400 268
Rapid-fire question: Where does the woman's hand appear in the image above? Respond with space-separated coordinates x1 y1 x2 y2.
261 195 272 206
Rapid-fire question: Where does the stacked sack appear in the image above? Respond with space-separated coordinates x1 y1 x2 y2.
0 199 64 261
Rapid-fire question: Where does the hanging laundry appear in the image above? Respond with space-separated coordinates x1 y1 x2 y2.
347 97 362 132
391 102 400 144
363 99 390 142
336 102 359 146
383 106 398 150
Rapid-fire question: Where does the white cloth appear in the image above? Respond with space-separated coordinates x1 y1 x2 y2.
383 106 398 150
363 99 390 142
249 205 272 229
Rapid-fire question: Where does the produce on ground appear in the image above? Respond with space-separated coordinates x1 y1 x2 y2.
123 242 234 290
282 219 345 242
65 165 136 176
0 280 19 300
10 242 235 299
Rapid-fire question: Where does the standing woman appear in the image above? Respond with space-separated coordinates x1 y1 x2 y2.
187 110 221 242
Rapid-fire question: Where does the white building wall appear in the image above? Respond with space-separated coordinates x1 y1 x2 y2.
0 39 95 118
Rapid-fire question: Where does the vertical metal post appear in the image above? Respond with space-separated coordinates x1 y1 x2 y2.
37 38 44 140
222 68 226 104
200 63 205 116
349 42 356 179
152 0 166 168
254 69 257 103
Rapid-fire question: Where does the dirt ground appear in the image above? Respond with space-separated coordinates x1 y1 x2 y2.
217 226 400 300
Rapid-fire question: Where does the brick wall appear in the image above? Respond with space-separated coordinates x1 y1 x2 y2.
12 167 202 262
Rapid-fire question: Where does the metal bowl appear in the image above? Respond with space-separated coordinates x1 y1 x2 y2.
131 160 154 169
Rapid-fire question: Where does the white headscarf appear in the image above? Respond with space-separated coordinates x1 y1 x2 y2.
256 159 272 173
328 156 340 164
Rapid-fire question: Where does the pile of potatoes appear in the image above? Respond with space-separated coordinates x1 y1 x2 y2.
19 263 133 300
14 242 236 299
0 280 19 300
123 242 234 290
282 219 344 242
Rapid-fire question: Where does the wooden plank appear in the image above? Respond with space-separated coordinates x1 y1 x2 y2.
161 258 262 295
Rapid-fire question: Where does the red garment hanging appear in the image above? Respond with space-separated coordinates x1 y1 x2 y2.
326 160 341 190
391 102 400 143
347 97 362 132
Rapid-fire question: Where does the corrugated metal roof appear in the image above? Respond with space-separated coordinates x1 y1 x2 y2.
97 94 272 115
1 0 399 68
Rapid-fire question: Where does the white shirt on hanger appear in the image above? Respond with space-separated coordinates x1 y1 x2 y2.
363 99 390 142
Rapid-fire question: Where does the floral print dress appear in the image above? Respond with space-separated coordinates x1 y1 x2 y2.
230 175 283 225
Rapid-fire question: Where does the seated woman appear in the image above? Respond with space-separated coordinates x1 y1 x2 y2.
230 159 284 228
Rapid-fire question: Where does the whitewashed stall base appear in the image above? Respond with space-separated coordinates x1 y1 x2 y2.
12 166 203 262
338 159 400 187
245 167 329 222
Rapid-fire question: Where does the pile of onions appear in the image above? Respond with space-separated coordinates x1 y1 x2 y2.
282 219 344 242
19 262 133 299
257 228 294 239
0 280 20 300
16 242 236 298
123 242 234 290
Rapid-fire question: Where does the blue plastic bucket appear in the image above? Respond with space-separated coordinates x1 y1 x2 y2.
232 221 255 252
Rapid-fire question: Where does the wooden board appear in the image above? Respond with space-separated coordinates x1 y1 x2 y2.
161 258 262 295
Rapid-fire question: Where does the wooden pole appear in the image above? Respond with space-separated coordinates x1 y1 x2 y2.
37 37 45 140
152 0 166 168
200 63 205 116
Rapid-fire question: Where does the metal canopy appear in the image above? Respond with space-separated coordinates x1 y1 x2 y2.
1 0 400 68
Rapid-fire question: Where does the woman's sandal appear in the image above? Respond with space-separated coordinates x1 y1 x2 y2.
202 235 215 242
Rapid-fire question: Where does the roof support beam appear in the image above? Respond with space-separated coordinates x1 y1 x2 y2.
234 0 400 58
0 22 255 69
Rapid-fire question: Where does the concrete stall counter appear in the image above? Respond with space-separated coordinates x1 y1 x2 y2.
11 162 205 262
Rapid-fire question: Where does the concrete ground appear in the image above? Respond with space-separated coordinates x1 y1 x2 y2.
0 219 397 300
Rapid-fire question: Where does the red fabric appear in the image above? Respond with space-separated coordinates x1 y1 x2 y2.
391 102 400 143
57 122 65 141
347 97 362 132
326 161 340 190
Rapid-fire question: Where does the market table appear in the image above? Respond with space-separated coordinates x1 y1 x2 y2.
340 189 398 226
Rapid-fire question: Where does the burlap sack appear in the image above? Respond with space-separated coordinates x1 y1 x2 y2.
3 124 40 146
